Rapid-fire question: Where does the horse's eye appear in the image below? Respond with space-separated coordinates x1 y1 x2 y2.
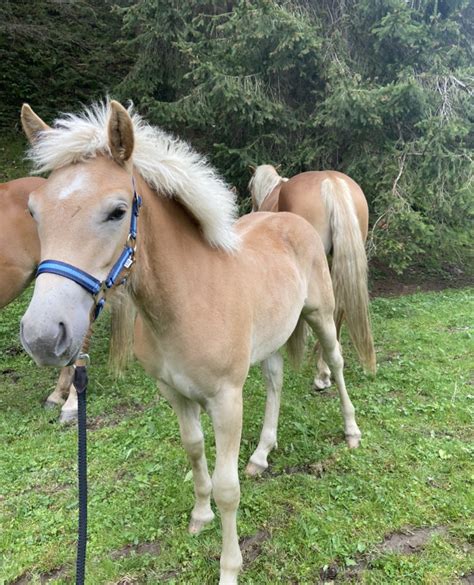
106 207 126 222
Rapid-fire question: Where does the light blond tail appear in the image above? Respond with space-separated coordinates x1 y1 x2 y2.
108 291 136 377
286 316 308 370
322 178 376 374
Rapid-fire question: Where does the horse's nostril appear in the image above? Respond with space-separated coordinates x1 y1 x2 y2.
55 321 70 357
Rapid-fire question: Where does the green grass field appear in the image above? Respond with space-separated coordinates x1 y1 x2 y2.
0 287 472 584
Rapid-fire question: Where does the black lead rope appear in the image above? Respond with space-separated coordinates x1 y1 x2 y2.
74 365 88 585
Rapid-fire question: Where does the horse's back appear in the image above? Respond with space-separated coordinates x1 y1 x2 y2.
278 171 369 247
237 210 324 263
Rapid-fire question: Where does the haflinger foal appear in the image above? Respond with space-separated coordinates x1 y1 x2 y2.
0 177 78 422
20 100 361 584
249 165 376 391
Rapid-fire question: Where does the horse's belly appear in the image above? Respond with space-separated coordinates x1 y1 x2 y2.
249 299 304 365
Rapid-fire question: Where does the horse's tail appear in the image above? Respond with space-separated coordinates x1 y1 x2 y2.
108 291 136 377
286 315 308 370
322 178 376 374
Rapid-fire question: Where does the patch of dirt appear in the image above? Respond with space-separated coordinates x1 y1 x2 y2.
11 574 30 585
313 388 338 400
110 540 161 560
270 452 340 478
322 525 448 582
240 529 270 565
1 368 20 382
4 345 24 356
87 401 147 431
40 567 69 584
157 569 181 581
11 566 68 584
460 573 474 584
380 526 447 554
30 481 70 496
283 461 326 476
113 578 138 585
369 261 472 298
320 563 339 581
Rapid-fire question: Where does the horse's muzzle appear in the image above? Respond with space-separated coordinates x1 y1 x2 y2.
20 317 75 366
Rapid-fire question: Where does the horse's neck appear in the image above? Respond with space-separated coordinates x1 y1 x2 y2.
260 185 281 212
131 183 214 327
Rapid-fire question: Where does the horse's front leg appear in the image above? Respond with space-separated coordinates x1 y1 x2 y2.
210 387 243 585
44 365 74 408
159 382 214 534
246 352 283 476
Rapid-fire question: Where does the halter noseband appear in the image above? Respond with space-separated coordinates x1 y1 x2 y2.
36 180 142 321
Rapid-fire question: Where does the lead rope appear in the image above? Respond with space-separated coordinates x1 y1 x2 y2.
74 327 93 585
75 360 88 585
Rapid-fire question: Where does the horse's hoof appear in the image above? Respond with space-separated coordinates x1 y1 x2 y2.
345 433 361 449
245 460 267 477
313 377 331 391
188 513 214 535
44 400 61 410
59 410 78 425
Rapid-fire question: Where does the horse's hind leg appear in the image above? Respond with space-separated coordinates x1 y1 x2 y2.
246 352 283 476
59 383 78 424
159 382 214 535
313 344 332 390
313 310 344 391
305 309 361 448
45 365 74 408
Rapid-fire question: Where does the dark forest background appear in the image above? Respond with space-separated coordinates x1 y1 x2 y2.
0 0 472 274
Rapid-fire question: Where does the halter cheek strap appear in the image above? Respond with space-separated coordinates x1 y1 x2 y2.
36 181 142 321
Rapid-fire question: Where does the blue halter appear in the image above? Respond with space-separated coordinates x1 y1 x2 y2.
36 181 142 321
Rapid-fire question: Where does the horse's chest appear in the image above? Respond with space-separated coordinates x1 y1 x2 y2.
158 362 210 404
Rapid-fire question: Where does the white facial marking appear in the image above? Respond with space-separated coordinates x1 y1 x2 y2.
58 174 90 200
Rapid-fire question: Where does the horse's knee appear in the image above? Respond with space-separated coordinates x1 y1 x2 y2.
183 435 205 462
213 473 240 511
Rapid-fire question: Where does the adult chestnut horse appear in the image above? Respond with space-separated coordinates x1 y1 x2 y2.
19 101 361 584
0 177 78 422
249 165 376 390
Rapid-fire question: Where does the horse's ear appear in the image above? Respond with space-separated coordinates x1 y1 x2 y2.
248 164 256 173
108 100 134 164
21 104 50 144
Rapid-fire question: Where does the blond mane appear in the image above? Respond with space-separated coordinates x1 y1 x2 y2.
27 102 240 251
248 165 288 210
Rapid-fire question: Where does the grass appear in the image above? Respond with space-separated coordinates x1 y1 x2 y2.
0 288 473 584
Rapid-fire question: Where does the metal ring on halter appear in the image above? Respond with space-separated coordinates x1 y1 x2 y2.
77 353 90 366
126 233 137 250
